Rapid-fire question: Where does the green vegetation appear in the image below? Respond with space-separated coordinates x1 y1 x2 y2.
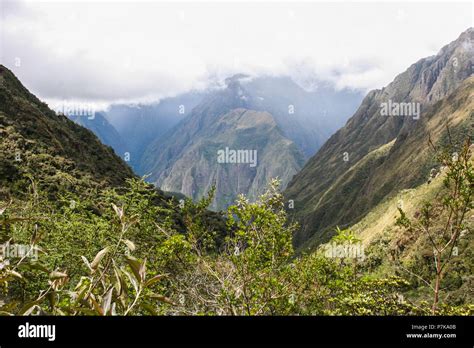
1 172 472 315
348 136 474 314
395 138 473 314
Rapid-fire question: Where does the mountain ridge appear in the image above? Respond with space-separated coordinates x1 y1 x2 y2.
285 27 474 248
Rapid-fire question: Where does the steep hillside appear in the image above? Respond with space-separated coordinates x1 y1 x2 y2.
68 111 127 158
0 65 134 199
0 65 229 244
350 153 474 305
307 143 474 307
285 28 474 248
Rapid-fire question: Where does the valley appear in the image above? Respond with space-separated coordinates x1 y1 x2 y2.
72 74 362 210
0 5 472 318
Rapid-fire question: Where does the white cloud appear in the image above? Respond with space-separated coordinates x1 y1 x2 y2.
1 0 472 108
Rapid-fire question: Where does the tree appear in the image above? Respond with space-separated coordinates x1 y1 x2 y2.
397 138 473 314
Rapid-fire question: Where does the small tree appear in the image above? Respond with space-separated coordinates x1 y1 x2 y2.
222 179 297 315
397 138 473 314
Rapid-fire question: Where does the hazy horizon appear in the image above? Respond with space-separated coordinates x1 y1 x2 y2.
1 1 472 111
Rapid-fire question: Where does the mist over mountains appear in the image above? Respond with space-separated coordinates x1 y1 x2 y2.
71 74 363 209
103 91 206 169
64 25 473 217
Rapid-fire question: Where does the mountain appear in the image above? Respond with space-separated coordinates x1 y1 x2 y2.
139 75 362 209
149 108 305 210
284 28 474 249
68 111 127 158
103 91 206 170
140 77 306 210
0 64 134 199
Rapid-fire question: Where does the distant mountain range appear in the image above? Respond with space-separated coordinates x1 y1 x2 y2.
69 74 362 209
139 75 362 209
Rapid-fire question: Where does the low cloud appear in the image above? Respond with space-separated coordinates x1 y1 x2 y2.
1 1 471 108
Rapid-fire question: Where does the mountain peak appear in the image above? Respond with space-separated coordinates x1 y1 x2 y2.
436 26 473 57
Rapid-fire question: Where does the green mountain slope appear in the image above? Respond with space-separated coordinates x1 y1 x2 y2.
0 65 134 199
0 64 229 242
285 28 474 248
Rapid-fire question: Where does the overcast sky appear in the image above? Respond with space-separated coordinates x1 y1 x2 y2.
1 0 472 110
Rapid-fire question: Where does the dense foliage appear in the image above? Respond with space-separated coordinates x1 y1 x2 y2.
1 171 472 315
